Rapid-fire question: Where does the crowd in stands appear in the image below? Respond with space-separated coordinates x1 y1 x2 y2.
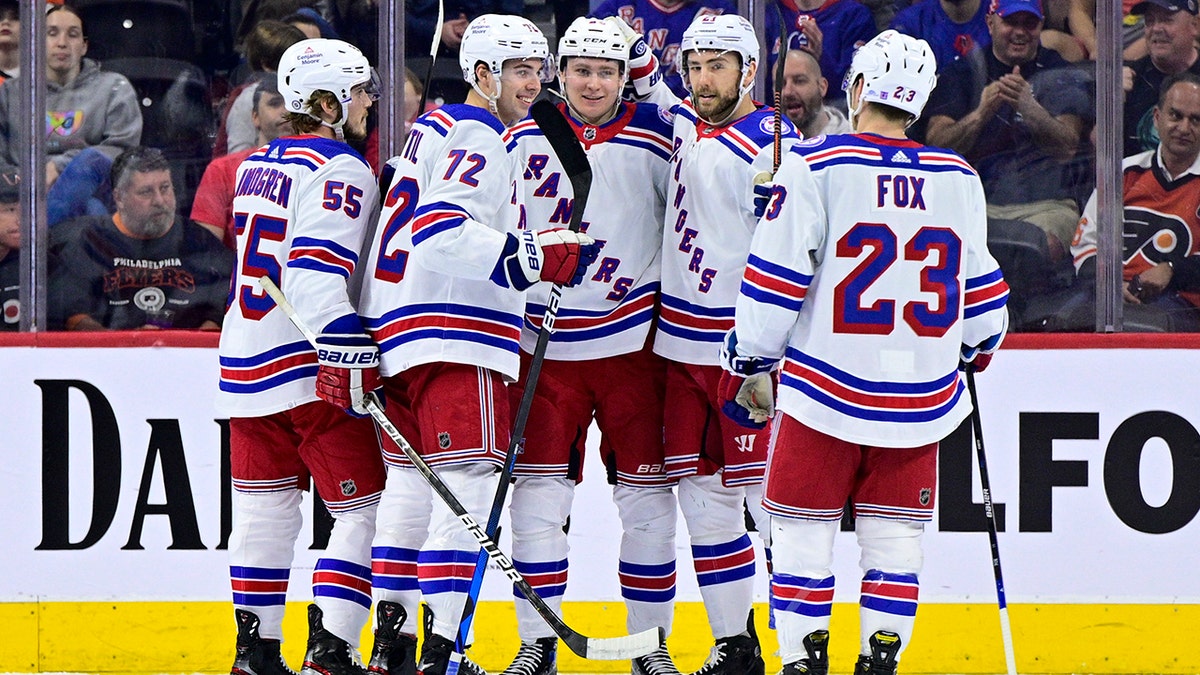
1 0 1198 332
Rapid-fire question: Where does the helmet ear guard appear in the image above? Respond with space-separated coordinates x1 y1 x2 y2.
843 30 937 128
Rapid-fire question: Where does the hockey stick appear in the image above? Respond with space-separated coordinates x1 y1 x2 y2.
417 0 443 118
964 368 1019 675
257 277 660 661
446 98 596 664
771 0 788 173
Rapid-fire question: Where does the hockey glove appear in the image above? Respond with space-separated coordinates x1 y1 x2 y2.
491 228 601 291
605 16 661 99
959 343 995 373
314 317 383 416
752 179 776 219
719 370 774 429
720 329 776 376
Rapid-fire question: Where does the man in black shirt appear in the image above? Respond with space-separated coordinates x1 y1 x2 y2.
1123 0 1200 157
49 147 233 330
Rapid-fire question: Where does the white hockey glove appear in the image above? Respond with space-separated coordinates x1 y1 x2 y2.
314 315 382 417
719 329 777 429
605 16 661 99
490 228 602 291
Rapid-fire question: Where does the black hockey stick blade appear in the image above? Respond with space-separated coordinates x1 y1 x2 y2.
531 99 593 233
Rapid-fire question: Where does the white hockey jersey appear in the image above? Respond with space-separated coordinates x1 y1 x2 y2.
735 133 1010 447
509 101 673 360
216 135 380 417
359 104 527 381
654 100 799 366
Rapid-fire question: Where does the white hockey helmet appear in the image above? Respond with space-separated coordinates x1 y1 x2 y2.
842 30 937 126
558 17 629 80
459 14 550 93
278 38 377 129
678 14 759 90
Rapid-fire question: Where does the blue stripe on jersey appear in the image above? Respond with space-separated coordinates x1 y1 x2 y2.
219 365 318 394
714 133 755 164
292 236 359 263
660 293 736 317
218 339 311 368
789 347 958 395
782 372 964 423
410 201 470 246
609 135 673 161
741 282 804 311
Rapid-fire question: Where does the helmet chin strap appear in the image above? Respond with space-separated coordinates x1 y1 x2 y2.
316 98 351 140
472 71 502 118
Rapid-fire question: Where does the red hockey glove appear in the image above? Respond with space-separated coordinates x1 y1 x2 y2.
491 228 602 290
314 329 382 416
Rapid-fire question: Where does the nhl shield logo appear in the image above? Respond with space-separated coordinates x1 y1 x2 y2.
919 487 931 506
583 126 597 141
340 479 357 496
438 431 452 449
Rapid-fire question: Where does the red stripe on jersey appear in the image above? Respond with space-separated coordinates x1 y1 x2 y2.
288 247 355 275
372 313 521 343
283 147 327 165
526 291 655 331
410 209 466 235
221 352 317 382
658 305 734 332
965 278 1009 307
744 266 807 299
783 360 960 411
808 146 881 163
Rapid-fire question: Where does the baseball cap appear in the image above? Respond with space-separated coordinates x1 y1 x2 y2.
989 0 1045 19
1132 0 1199 15
0 169 18 204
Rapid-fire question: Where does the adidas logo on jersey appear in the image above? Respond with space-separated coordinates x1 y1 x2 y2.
891 150 912 164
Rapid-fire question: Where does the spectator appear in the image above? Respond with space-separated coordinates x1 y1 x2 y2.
0 168 17 330
780 47 852 137
1073 72 1200 331
49 147 233 331
212 19 305 158
0 1 17 85
889 0 992 71
191 76 293 247
1065 0 1151 61
285 7 340 39
592 0 738 98
1122 0 1200 157
924 0 1092 261
768 0 878 106
0 5 142 226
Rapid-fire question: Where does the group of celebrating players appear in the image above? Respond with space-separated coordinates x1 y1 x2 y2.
215 11 1010 675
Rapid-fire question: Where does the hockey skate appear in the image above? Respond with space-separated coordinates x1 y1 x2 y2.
777 630 829 675
632 639 682 675
231 608 298 675
690 611 764 675
852 631 901 675
300 603 369 675
367 601 418 675
498 637 557 675
414 605 488 675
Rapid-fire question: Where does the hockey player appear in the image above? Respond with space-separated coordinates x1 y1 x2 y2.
635 13 800 675
358 15 600 675
216 38 385 675
720 31 1009 675
498 16 678 675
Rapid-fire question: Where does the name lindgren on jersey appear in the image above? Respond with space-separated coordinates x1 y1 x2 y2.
509 102 672 360
654 101 799 366
217 135 379 417
734 133 1009 447
359 104 527 380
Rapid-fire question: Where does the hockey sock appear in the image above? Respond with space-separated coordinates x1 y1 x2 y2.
371 466 432 636
679 475 756 640
614 485 677 635
510 477 573 640
229 489 304 640
858 570 918 657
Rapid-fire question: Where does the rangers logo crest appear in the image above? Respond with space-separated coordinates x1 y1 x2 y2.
919 487 931 506
583 126 597 141
340 479 357 496
438 431 452 449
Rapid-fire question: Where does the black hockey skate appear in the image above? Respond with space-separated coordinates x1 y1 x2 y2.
367 601 418 675
778 630 829 675
689 611 765 675
498 637 557 675
852 631 901 675
231 609 298 675
632 639 682 675
300 603 369 675
414 605 488 675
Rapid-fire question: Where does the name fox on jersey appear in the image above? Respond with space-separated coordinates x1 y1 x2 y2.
876 173 926 211
233 166 294 208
